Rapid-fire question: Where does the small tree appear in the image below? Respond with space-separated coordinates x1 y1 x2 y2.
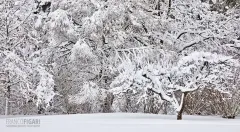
168 52 239 119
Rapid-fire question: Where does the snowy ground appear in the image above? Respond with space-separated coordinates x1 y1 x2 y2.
0 113 240 132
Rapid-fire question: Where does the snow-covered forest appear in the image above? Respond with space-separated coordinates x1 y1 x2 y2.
0 0 240 120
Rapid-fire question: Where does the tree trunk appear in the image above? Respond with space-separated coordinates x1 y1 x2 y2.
5 78 11 116
167 0 172 16
177 92 188 120
5 97 8 115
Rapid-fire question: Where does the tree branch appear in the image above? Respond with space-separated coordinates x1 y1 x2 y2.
147 88 170 102
178 37 214 53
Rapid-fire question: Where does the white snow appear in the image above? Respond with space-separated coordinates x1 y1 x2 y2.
48 9 75 38
69 82 106 104
35 16 42 28
0 113 240 132
70 39 95 61
34 66 55 107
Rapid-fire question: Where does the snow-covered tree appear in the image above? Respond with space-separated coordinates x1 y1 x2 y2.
0 0 55 115
111 51 239 119
1 0 240 117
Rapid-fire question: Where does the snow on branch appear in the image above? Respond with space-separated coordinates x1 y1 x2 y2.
111 50 239 113
34 65 55 107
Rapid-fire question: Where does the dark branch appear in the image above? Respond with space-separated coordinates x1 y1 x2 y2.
177 32 188 39
147 88 170 102
230 45 240 50
133 36 148 46
178 37 213 53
